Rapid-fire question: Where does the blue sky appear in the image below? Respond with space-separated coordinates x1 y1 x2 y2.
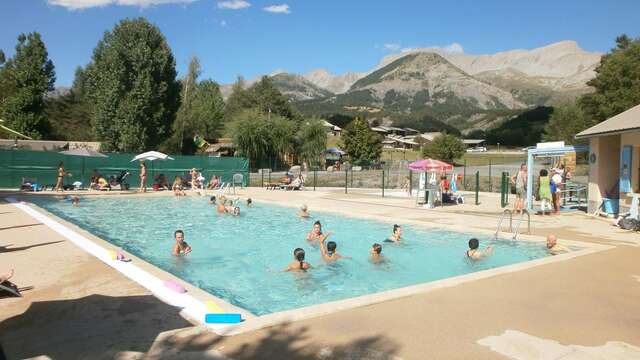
1 0 638 86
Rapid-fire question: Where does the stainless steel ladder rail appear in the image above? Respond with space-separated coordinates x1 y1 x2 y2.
512 210 531 240
495 209 513 239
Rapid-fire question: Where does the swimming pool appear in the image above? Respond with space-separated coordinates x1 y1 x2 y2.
32 196 556 316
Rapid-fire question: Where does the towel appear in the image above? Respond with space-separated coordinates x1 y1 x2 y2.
450 173 458 193
630 194 639 220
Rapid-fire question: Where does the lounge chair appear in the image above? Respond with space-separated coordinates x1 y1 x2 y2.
0 280 21 298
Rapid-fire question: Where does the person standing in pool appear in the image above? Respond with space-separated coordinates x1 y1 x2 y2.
284 248 312 271
386 224 403 243
466 238 492 260
139 161 147 193
299 205 310 218
546 234 569 255
369 243 385 264
319 233 348 262
172 230 192 256
306 220 326 243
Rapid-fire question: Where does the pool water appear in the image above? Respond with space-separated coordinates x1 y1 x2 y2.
32 196 555 315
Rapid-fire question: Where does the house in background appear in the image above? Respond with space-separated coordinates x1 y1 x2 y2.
322 120 342 136
576 103 640 215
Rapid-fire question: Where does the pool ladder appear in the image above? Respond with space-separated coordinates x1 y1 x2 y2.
495 209 530 240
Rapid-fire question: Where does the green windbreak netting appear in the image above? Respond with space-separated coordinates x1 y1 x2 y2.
0 150 249 189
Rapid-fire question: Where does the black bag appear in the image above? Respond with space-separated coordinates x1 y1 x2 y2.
620 218 639 230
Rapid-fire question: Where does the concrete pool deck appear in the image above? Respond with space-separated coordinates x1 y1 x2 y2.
1 188 639 359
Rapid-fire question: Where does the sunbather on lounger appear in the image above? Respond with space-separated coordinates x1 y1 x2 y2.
0 269 14 283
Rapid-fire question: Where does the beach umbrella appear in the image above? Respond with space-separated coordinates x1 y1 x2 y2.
59 148 109 186
408 159 453 172
130 151 174 162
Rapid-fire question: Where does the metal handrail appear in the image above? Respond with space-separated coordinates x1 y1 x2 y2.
512 210 531 240
495 209 513 239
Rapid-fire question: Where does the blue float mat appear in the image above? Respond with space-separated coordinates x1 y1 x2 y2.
205 313 242 324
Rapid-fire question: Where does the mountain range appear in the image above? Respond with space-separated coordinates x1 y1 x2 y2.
222 41 602 133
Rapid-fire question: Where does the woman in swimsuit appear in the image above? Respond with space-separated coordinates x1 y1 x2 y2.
306 221 325 243
54 162 66 192
284 248 312 271
172 230 192 256
139 161 147 193
385 224 402 243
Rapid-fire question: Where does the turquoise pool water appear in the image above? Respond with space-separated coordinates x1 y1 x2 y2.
32 196 555 315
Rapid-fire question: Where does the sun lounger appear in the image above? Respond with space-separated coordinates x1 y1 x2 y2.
0 281 21 298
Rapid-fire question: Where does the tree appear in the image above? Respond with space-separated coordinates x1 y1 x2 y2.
163 56 225 154
85 17 180 152
543 103 596 145
580 35 640 123
340 117 382 165
229 108 295 168
0 32 55 139
224 76 300 123
224 77 255 121
421 134 465 163
45 66 93 140
298 117 328 167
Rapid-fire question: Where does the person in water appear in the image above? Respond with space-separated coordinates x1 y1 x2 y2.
386 224 402 243
306 220 326 243
246 198 253 207
299 204 310 218
369 243 385 263
208 196 216 205
466 238 492 260
71 196 80 206
284 248 312 271
546 234 569 255
319 233 348 262
231 206 241 216
172 230 192 256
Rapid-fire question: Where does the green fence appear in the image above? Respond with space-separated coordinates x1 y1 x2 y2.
0 150 249 189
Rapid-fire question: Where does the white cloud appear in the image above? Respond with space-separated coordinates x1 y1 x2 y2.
48 0 196 10
443 43 464 54
383 43 401 52
263 4 290 14
384 42 465 54
217 0 250 10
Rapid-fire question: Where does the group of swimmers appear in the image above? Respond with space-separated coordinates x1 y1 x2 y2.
284 219 405 271
208 195 252 216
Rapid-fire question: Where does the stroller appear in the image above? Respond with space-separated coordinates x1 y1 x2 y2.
108 171 131 190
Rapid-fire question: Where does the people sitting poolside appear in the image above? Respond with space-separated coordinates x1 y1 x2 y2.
284 248 312 271
299 204 310 218
207 175 220 190
172 176 186 196
385 224 402 243
172 230 192 256
369 243 386 264
546 234 569 255
154 174 170 191
466 238 493 260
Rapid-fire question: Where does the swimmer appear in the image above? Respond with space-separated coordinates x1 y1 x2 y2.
71 196 79 206
208 196 216 205
246 198 253 207
319 233 348 262
172 230 192 256
385 224 402 243
546 234 569 255
306 220 325 243
369 243 385 263
299 204 310 218
216 200 226 214
466 238 492 260
232 206 240 216
284 248 312 271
